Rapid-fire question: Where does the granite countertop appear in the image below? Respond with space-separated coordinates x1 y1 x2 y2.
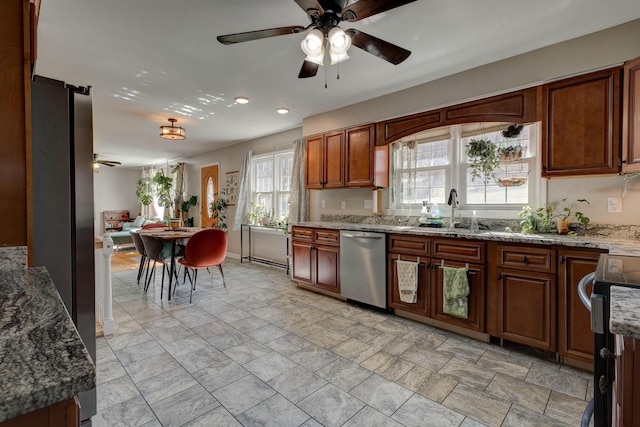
610 286 640 340
0 267 96 422
293 221 640 256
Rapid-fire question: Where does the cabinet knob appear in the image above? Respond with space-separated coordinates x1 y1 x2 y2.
523 255 528 263
498 273 503 280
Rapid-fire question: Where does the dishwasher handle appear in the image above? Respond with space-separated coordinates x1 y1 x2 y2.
578 271 595 312
341 232 384 239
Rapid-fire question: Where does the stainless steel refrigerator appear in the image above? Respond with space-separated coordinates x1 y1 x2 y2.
31 76 97 424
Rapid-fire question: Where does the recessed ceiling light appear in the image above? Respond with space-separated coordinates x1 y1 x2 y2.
276 108 289 115
234 96 249 104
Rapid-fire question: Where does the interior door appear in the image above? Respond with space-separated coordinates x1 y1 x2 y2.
201 164 219 228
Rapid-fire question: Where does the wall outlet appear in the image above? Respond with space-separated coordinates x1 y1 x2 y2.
364 199 373 209
321 200 325 209
607 197 622 213
341 201 346 210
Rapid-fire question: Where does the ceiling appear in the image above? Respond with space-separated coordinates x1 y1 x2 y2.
36 0 640 168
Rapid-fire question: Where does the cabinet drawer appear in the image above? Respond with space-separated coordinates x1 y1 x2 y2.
432 239 485 263
497 244 556 273
291 226 313 242
315 229 340 246
388 234 430 256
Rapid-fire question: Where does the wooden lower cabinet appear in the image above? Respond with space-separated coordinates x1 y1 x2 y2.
493 243 557 352
388 254 430 317
0 397 79 427
497 270 556 351
558 247 604 363
291 227 340 294
432 259 485 332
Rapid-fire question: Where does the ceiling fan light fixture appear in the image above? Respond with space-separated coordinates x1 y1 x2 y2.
92 162 100 170
328 26 351 54
276 107 289 115
330 51 350 65
159 118 186 140
301 28 325 65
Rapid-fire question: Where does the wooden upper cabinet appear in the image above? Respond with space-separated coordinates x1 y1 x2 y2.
345 124 375 187
305 131 344 189
542 67 622 177
376 87 539 146
305 134 324 189
622 56 640 173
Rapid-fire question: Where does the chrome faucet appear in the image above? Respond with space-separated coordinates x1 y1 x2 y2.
447 189 460 228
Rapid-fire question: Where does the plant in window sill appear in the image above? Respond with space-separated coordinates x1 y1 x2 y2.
552 198 590 234
518 198 590 235
465 138 500 182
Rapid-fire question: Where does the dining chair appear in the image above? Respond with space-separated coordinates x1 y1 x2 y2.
177 228 228 303
130 230 149 285
140 234 179 298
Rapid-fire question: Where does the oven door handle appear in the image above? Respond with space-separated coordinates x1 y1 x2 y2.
578 271 595 311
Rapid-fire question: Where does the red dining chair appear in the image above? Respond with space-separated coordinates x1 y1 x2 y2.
177 228 228 303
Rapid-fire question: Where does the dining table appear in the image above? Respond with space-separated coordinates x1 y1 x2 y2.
138 227 203 300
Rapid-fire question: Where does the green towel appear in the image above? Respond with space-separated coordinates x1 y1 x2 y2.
443 266 470 319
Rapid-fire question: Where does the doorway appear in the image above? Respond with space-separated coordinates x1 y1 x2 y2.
200 164 219 228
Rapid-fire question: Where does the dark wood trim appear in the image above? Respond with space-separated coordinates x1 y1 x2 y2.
375 87 539 146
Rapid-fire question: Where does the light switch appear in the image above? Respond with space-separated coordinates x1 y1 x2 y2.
341 201 346 209
321 200 326 209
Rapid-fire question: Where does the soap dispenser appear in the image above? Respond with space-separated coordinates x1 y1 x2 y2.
470 210 479 233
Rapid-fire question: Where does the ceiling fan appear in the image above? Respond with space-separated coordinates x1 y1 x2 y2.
93 154 121 169
217 0 416 78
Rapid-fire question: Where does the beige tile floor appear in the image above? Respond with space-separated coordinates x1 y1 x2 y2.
93 257 593 427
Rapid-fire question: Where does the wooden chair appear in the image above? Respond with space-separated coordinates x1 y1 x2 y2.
130 230 149 285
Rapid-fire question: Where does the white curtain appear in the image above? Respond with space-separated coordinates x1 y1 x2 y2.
289 138 309 226
232 150 252 231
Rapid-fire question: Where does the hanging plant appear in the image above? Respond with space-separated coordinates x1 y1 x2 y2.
135 176 154 206
465 138 500 181
152 170 174 209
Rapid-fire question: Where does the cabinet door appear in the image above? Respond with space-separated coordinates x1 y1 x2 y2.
315 244 340 293
305 135 324 189
558 248 603 363
388 254 430 317
542 68 622 177
345 124 374 187
292 240 313 285
498 270 556 351
431 260 485 332
622 56 640 173
323 131 345 188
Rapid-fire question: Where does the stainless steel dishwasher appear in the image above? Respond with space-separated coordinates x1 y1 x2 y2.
340 230 387 309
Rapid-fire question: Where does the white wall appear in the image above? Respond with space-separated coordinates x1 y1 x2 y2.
303 19 640 225
181 127 303 259
93 167 143 234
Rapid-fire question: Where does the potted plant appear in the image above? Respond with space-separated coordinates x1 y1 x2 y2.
210 189 229 230
518 199 590 235
465 138 500 182
180 195 198 227
553 198 590 234
152 170 174 217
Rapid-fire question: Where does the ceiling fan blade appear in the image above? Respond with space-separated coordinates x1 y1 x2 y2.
298 60 320 78
342 0 417 22
217 26 306 45
345 29 411 65
293 0 324 18
98 160 121 167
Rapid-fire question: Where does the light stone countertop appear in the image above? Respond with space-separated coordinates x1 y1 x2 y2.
0 267 96 422
293 221 640 256
610 286 640 339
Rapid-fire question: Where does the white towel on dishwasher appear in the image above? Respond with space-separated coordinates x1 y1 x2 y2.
397 260 418 303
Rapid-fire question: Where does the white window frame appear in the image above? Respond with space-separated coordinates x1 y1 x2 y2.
390 122 543 219
250 149 294 220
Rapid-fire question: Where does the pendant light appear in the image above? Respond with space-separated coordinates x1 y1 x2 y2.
160 118 186 140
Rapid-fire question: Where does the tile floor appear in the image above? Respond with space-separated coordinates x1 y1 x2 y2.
93 257 593 427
